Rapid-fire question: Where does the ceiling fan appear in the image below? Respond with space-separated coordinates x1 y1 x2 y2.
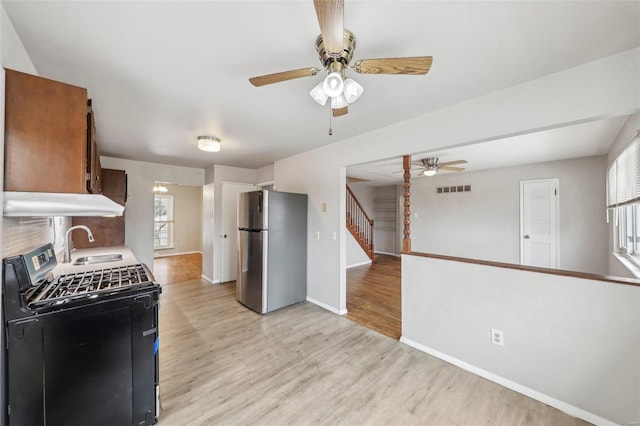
414 157 467 176
248 0 433 118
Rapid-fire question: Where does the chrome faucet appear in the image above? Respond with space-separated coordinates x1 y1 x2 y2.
63 225 95 263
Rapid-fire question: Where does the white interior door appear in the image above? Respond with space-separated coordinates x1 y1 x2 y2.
221 182 257 282
520 179 559 268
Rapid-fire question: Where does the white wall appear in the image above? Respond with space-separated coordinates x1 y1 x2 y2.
153 183 202 257
202 165 256 283
372 185 398 255
203 166 215 281
255 164 274 185
402 254 640 426
100 156 204 268
411 155 608 275
275 48 640 313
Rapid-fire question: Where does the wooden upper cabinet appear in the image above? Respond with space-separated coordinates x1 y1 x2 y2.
87 99 102 193
72 169 127 248
4 69 99 193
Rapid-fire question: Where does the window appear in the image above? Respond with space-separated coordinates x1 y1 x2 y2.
154 194 174 249
614 204 640 259
609 132 640 263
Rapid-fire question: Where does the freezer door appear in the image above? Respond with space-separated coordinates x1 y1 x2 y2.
236 229 266 313
237 190 268 230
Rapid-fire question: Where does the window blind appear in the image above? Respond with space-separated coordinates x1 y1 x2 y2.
608 131 640 208
607 162 617 207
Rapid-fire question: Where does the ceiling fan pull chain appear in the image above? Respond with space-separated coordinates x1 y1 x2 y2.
328 104 333 136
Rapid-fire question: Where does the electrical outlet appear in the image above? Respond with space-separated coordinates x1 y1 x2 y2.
491 328 504 347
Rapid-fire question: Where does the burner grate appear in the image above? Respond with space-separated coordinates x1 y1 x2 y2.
27 264 153 308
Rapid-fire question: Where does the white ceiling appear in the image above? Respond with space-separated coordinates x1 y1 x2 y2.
346 116 629 185
3 1 639 169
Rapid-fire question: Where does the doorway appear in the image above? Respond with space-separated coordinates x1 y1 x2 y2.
220 182 257 283
152 182 204 284
520 178 559 268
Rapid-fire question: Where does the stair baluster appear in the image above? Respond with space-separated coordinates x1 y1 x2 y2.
346 184 375 262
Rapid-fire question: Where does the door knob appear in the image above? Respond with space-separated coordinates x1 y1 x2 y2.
523 235 530 239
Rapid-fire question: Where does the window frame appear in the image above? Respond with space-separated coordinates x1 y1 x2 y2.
613 204 640 264
154 194 175 249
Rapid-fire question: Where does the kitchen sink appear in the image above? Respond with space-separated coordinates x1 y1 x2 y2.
73 254 123 266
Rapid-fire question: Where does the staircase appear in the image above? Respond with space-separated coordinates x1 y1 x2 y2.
346 185 375 262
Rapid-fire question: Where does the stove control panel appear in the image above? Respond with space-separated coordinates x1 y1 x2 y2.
23 243 57 288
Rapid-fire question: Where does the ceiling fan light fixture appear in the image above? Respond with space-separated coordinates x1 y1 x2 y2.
309 82 328 106
343 78 364 104
322 72 344 97
423 169 437 177
197 135 221 152
331 93 348 109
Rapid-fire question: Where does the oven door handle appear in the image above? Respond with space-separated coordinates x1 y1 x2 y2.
134 294 153 309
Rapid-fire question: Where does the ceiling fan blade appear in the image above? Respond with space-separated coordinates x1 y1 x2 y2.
333 106 348 117
393 168 423 173
314 0 344 55
249 67 319 87
438 159 468 167
347 177 369 183
354 56 433 75
439 166 465 172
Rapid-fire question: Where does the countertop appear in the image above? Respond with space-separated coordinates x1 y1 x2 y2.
52 245 140 276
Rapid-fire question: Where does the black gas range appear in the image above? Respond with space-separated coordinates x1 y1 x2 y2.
1 243 161 426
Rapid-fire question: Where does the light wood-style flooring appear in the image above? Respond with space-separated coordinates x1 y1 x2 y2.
158 277 589 425
153 252 202 285
346 254 401 339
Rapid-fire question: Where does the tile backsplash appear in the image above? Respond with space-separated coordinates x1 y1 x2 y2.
2 216 71 258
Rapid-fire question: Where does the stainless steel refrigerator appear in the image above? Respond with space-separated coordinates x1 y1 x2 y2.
236 190 307 314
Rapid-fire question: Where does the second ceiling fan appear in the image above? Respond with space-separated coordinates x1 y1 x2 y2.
414 157 467 176
249 0 433 117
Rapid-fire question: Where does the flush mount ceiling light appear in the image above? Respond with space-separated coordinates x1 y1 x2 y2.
197 135 221 152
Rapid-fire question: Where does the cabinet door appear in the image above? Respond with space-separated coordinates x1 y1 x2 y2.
86 100 102 193
4 69 88 193
72 169 126 248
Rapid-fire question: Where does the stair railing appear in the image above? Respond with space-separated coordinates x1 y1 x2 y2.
346 184 375 261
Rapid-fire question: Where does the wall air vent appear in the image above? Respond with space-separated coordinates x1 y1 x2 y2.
436 185 471 194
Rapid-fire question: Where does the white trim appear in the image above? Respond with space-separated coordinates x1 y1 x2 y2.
399 336 618 426
306 296 348 315
374 251 401 257
256 180 274 188
153 250 202 259
346 260 372 269
611 252 640 279
200 274 218 284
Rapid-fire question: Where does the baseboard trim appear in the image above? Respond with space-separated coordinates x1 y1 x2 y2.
346 260 372 269
399 336 617 426
154 251 203 259
374 251 400 257
201 274 217 284
306 297 348 315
